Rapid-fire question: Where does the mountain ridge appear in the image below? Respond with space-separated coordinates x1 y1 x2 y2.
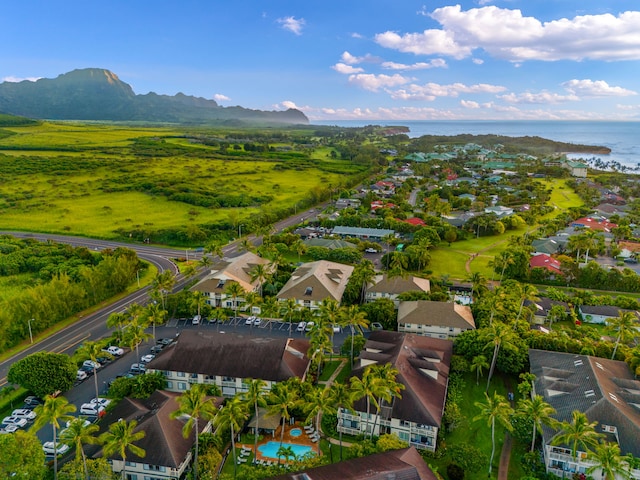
0 68 308 125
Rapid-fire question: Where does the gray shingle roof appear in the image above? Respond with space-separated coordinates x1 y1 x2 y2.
368 274 431 296
277 260 354 304
397 300 475 330
192 251 271 293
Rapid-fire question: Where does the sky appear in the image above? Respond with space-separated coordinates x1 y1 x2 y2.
1 1 640 122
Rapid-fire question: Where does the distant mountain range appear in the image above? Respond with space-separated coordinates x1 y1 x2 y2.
0 68 308 125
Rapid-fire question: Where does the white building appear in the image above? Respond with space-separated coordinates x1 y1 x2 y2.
277 260 353 309
365 274 431 307
397 300 475 339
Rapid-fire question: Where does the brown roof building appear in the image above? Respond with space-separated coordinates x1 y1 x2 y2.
89 390 223 479
338 331 452 452
277 260 354 309
271 447 438 480
146 330 311 396
397 300 475 339
366 274 431 307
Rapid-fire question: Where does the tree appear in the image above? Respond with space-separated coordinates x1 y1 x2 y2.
59 418 102 479
467 271 488 301
189 290 208 321
214 396 249 479
350 260 376 304
303 386 334 454
76 340 108 403
144 301 167 341
224 281 246 324
249 263 270 297
100 419 146 480
586 441 631 480
515 283 539 323
122 319 152 363
277 445 296 465
517 395 558 452
281 297 300 336
481 323 517 392
470 354 489 386
58 458 116 480
607 311 638 359
267 382 298 449
8 352 76 399
152 270 175 309
551 411 603 470
473 392 513 476
170 384 219 480
0 429 46 479
368 363 405 438
242 378 267 464
31 395 77 480
328 381 352 460
349 366 390 440
340 305 369 367
388 251 408 279
319 298 341 358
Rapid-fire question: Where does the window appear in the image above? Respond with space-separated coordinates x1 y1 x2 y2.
304 287 313 296
125 461 137 467
399 420 410 428
178 382 187 390
166 381 173 389
144 465 167 472
177 372 186 377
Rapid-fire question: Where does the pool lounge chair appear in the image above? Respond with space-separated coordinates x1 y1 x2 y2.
303 425 314 432
310 434 320 442
237 457 248 464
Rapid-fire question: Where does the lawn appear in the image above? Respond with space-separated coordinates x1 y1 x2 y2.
318 360 342 382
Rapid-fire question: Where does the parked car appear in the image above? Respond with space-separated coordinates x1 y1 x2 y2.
88 397 111 408
76 370 88 382
365 247 379 253
332 324 341 333
11 409 36 421
252 317 262 326
65 418 91 429
1 416 28 428
82 360 101 370
103 345 124 356
192 314 202 325
305 321 315 332
150 345 163 355
156 338 173 346
78 365 94 375
141 354 155 364
0 424 20 434
43 441 70 456
623 257 638 264
130 363 146 375
96 356 111 366
23 396 42 407
245 316 255 325
296 321 307 332
371 322 384 331
79 403 105 416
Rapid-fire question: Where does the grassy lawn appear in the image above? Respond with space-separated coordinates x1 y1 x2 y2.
318 360 342 382
334 361 353 384
537 179 584 210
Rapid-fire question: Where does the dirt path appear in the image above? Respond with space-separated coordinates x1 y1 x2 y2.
497 381 516 480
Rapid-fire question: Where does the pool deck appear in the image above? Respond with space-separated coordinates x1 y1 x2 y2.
238 423 320 465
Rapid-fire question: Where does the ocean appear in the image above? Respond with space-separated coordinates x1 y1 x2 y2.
312 120 640 170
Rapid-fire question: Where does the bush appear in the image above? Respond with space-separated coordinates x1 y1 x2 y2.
447 463 465 480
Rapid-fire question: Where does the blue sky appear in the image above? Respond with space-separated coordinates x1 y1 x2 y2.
1 1 639 122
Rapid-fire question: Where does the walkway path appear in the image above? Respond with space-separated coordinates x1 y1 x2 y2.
318 358 347 387
497 382 516 480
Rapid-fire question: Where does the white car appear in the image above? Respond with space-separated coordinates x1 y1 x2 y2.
89 397 112 408
305 321 315 332
80 403 105 416
82 360 101 370
141 354 155 364
76 370 88 381
1 416 28 428
0 424 19 433
245 316 255 325
365 247 379 253
252 317 262 326
192 315 202 325
332 324 341 333
296 321 306 332
43 442 70 456
65 418 91 429
11 409 36 420
104 346 124 356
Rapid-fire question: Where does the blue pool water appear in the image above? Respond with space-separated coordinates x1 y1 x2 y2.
290 428 302 437
258 441 314 459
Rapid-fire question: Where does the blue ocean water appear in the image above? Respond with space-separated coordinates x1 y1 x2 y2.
313 120 640 169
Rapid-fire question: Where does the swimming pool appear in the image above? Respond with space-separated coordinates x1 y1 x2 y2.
290 428 302 437
257 441 314 459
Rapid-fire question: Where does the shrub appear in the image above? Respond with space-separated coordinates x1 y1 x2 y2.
447 463 465 480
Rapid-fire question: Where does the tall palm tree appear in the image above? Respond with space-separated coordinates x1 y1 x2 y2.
290 239 307 263
467 271 488 301
482 322 516 392
368 364 404 438
106 312 129 337
122 319 152 363
276 445 296 465
204 241 224 262
249 263 270 297
214 396 249 479
281 298 300 336
170 384 219 480
198 254 212 271
607 311 638 359
319 298 341 359
303 385 334 455
351 260 376 304
551 410 603 471
144 301 167 342
328 381 352 460
189 291 208 322
224 281 246 325
473 392 514 476
32 395 77 480
586 441 631 480
267 382 298 449
243 291 262 333
470 354 489 386
58 418 101 480
388 251 408 279
260 295 279 331
242 378 267 464
100 419 146 480
340 305 369 367
76 340 107 402
308 321 333 376
517 395 558 452
349 368 381 440
152 270 176 309
515 283 539 323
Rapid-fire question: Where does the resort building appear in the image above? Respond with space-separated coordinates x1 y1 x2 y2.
192 251 271 310
146 330 311 397
331 226 395 240
578 305 640 325
529 349 640 479
89 390 223 480
365 274 431 307
277 260 354 309
337 331 452 452
397 300 475 339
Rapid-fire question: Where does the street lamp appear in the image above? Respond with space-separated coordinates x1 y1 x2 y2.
239 224 245 238
28 318 34 344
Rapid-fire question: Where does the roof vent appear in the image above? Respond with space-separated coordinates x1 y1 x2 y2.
574 359 583 367
585 390 595 398
595 362 604 370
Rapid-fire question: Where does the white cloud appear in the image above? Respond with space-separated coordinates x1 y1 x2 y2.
387 81 507 100
340 51 380 65
332 63 365 74
277 16 305 35
472 58 484 65
276 100 307 110
375 6 640 62
213 93 230 102
562 79 637 97
351 32 364 39
381 59 447 70
348 73 411 92
499 91 579 104
461 99 480 109
2 76 40 82
617 104 640 111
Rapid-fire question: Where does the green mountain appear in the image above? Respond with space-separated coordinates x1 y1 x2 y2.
0 68 308 125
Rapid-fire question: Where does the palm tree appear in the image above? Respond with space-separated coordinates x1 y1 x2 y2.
303 386 334 454
205 241 224 262
100 419 146 480
198 254 212 271
242 378 267 464
291 239 307 263
308 321 333 375
470 354 489 386
276 445 296 465
515 283 539 323
189 290 208 323
224 281 246 325
144 301 167 341
106 312 129 337
586 441 631 480
122 319 152 363
328 381 352 460
152 270 176 309
58 418 101 479
368 363 405 438
517 395 558 452
349 368 382 440
244 291 262 333
607 311 638 359
388 251 408 279
473 392 514 476
32 395 77 480
76 340 107 402
214 396 249 479
260 295 279 330
319 298 341 359
467 271 488 301
249 263 270 297
351 260 376 304
482 322 516 392
281 298 300 336
552 411 603 471
340 305 369 367
267 382 298 449
170 384 219 480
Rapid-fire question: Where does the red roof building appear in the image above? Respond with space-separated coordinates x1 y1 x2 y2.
530 254 562 275
571 217 618 232
403 217 426 226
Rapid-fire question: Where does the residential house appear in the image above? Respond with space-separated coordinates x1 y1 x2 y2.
397 300 475 339
271 447 438 480
277 260 354 309
90 390 224 480
403 217 426 227
365 274 431 307
146 330 311 396
578 305 639 325
571 217 618 232
335 198 361 210
192 251 271 310
594 203 629 219
331 226 395 240
524 297 570 325
530 253 563 275
337 331 452 452
529 349 640 479
484 205 514 217
303 238 357 250
565 160 588 178
531 238 563 256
